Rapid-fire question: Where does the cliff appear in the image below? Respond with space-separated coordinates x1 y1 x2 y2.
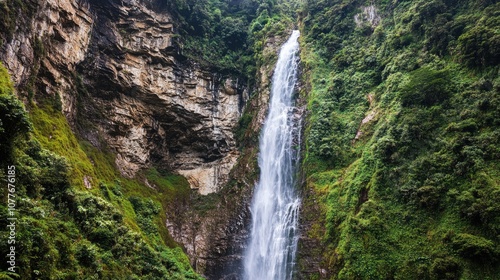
0 0 297 278
1 0 498 279
165 32 294 278
1 0 244 195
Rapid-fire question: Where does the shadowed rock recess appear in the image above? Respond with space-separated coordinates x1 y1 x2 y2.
2 0 245 195
78 0 246 195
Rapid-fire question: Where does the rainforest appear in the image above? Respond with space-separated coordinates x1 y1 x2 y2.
0 0 499 279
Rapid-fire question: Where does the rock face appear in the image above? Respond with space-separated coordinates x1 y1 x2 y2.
354 5 381 28
1 0 245 195
78 0 246 195
1 0 93 111
165 33 292 279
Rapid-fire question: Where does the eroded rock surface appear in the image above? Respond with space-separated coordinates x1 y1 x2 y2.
1 0 245 195
354 5 381 28
77 0 245 194
1 0 93 117
0 0 290 278
165 33 292 279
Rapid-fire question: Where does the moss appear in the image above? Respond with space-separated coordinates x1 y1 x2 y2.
235 112 254 147
30 104 95 188
0 63 14 94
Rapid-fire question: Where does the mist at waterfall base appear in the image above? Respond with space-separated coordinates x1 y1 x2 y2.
242 30 301 280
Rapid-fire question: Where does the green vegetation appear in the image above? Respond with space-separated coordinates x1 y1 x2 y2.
1 0 498 278
299 0 500 279
0 66 31 160
164 0 267 76
0 63 201 279
165 0 300 82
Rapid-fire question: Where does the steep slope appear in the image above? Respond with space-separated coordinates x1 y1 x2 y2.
0 60 201 278
3 0 498 279
1 0 246 195
297 0 500 279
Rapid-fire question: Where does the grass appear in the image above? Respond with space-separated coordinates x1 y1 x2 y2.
30 105 95 189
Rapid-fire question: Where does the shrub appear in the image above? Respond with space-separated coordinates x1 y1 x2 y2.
400 68 451 107
129 196 160 217
416 185 442 208
430 257 461 280
235 112 253 146
0 63 31 158
458 25 499 67
374 136 398 162
39 152 70 198
458 18 500 67
75 242 98 268
129 196 161 235
457 177 500 233
89 227 116 250
452 233 497 261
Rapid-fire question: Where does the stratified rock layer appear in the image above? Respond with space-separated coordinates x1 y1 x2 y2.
79 0 246 195
1 0 245 195
165 33 292 279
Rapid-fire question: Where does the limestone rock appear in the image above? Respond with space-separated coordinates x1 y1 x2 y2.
73 0 244 193
1 0 93 117
166 31 292 278
354 5 381 28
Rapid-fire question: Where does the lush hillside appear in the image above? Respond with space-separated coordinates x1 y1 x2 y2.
163 0 300 80
298 0 500 279
0 62 201 279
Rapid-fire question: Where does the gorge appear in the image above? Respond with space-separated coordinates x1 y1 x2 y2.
0 0 499 279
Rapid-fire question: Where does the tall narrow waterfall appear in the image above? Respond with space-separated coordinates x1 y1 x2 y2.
243 30 301 280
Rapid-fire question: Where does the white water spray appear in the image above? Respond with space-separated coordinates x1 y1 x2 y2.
243 30 301 280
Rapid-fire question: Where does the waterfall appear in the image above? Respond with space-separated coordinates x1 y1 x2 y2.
243 30 301 280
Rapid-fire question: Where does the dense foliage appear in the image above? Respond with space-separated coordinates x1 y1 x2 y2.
163 0 299 81
0 63 201 279
299 0 500 279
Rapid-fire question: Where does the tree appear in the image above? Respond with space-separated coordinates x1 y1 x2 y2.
0 64 31 160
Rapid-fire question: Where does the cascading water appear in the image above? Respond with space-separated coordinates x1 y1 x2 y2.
243 30 301 280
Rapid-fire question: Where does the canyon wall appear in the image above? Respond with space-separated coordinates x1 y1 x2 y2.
1 0 244 196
